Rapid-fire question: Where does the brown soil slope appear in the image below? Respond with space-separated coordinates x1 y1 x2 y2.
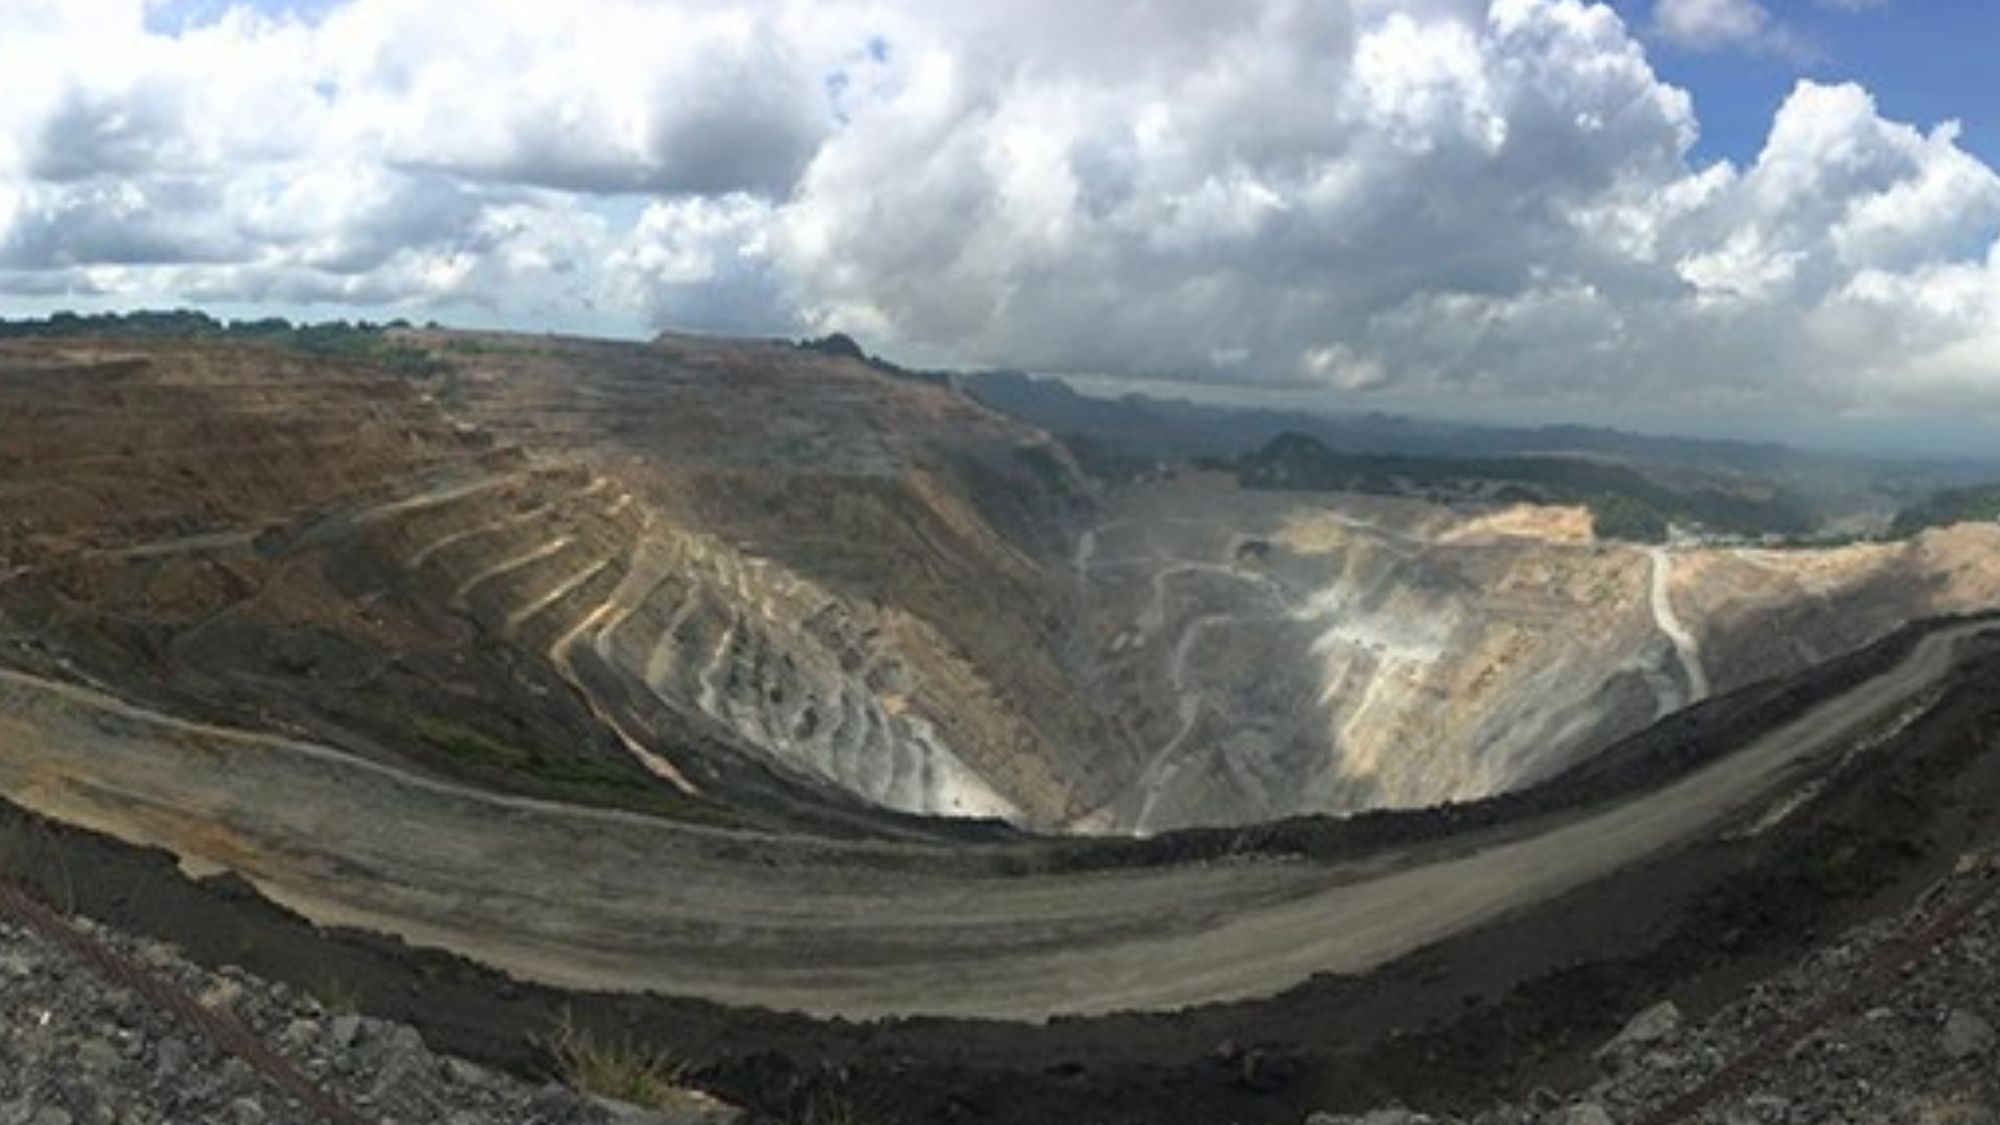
0 335 1108 834
3 331 1996 840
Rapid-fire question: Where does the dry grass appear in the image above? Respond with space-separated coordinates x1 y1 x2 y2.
794 1090 861 1125
307 975 360 1015
543 1009 691 1111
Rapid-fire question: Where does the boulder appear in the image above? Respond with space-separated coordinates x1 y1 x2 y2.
1941 1009 1996 1060
1596 1001 1682 1060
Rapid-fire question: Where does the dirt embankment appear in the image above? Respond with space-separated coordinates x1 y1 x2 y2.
0 619 1980 1025
2 623 1997 1125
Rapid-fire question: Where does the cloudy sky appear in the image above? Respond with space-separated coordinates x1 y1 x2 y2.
3 0 1999 452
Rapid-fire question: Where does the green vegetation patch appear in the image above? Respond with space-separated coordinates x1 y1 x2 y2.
1888 482 2000 537
1011 444 1082 503
1236 431 1815 543
1587 494 1671 544
0 309 446 377
404 713 744 828
412 714 642 791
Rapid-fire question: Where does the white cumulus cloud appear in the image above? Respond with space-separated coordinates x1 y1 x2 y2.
0 0 1996 439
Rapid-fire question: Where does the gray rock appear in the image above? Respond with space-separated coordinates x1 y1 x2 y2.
1941 1009 1995 1060
384 1024 427 1058
133 941 177 971
1597 1001 1682 1059
527 1084 577 1116
328 1013 364 1049
74 1038 121 1074
1917 1103 2000 1125
30 1110 73 1125
1545 1105 1612 1125
196 979 244 1015
1743 1094 1791 1122
368 1055 421 1103
1638 1049 1682 1071
277 1018 319 1053
441 1057 491 1087
591 1094 746 1125
153 1037 190 1077
225 1099 265 1125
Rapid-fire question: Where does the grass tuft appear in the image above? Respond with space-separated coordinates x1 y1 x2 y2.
543 1009 690 1111
307 974 361 1015
795 1090 861 1125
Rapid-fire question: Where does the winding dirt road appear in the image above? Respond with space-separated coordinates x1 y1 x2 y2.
1649 546 1712 703
0 621 1984 1022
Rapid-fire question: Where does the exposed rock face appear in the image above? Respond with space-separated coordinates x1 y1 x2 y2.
1676 531 2000 692
0 335 1108 833
1068 478 2000 831
1 332 1996 839
1072 483 1670 830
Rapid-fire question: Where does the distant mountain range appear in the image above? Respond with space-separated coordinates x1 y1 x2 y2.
963 369 1800 468
960 369 2000 531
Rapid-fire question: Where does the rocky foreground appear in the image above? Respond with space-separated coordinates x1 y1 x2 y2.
5 854 1995 1125
0 896 740 1125
1313 851 2000 1125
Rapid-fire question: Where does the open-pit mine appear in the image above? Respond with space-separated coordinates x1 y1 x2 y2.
3 328 1999 1123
